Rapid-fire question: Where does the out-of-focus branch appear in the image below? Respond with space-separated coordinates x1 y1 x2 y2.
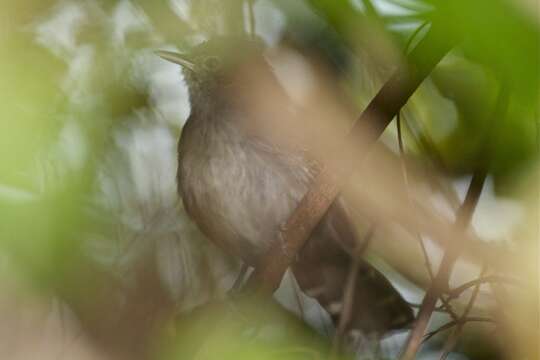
397 111 433 282
399 169 487 360
447 275 526 299
438 265 487 359
396 113 460 321
399 84 510 360
245 21 457 294
331 259 361 355
422 316 495 343
332 227 374 355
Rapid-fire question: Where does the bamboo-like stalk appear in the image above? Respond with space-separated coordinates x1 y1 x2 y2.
398 84 510 360
398 170 487 360
245 21 457 295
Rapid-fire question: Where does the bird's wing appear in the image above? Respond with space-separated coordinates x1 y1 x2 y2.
293 197 414 336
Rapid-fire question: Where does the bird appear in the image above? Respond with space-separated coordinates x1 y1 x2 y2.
157 36 413 338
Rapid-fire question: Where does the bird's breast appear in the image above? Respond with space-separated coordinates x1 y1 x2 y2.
177 113 312 264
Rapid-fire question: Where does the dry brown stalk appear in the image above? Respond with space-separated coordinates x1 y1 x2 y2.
398 170 487 360
438 266 488 359
399 84 510 360
245 22 456 295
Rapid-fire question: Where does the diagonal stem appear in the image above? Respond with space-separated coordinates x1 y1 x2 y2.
398 170 487 360
396 113 434 280
396 113 459 321
245 20 457 295
438 265 488 360
422 316 495 343
447 275 525 299
331 226 375 356
399 83 510 360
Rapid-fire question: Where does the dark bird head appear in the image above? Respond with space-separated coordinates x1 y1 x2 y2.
157 36 264 108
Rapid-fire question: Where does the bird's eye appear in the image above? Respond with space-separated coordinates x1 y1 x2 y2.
204 56 220 70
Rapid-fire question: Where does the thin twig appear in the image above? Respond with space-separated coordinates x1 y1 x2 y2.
409 302 457 317
395 37 459 319
332 259 361 355
396 113 434 280
447 275 525 299
439 298 459 321
331 227 375 356
399 170 487 360
434 303 455 315
438 265 488 359
398 84 510 360
404 21 430 54
422 316 495 343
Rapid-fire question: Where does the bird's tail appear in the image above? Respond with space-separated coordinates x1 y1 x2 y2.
291 203 414 338
293 248 414 338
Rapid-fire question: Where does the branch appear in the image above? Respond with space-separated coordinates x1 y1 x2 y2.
332 227 375 355
447 275 526 299
398 84 510 360
422 316 495 343
434 303 458 319
397 100 433 281
409 302 457 317
399 170 487 360
245 19 457 295
397 112 459 321
438 265 488 360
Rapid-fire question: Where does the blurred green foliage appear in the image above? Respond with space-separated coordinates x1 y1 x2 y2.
0 0 537 359
158 298 336 360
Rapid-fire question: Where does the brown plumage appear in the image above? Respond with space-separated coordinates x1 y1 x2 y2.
158 36 413 337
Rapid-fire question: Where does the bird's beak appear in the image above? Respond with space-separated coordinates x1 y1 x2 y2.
156 50 196 72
